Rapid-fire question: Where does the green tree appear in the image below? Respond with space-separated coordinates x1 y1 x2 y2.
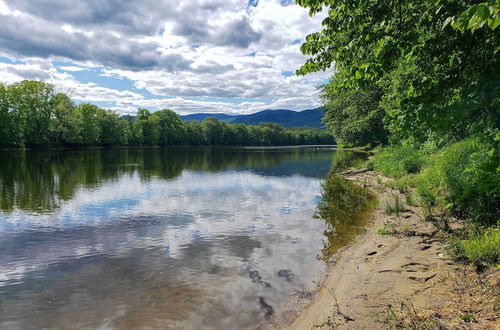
202 117 225 145
75 103 102 145
154 109 185 146
134 108 159 145
99 110 128 146
0 83 17 147
297 0 499 143
8 80 57 146
184 120 206 145
322 77 388 147
49 93 83 145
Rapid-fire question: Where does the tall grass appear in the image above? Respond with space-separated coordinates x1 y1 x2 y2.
417 137 499 226
371 136 499 226
370 136 499 267
451 228 500 266
368 144 426 177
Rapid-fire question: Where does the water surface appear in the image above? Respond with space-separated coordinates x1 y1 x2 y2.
0 147 351 329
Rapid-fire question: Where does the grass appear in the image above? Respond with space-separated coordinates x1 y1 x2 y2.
416 182 437 220
392 176 415 193
377 222 397 235
405 194 415 206
369 144 426 178
385 302 445 329
377 221 414 237
450 227 500 267
384 194 404 217
370 136 499 268
370 136 499 226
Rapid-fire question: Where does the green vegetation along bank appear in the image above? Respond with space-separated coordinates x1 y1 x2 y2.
297 0 499 267
0 80 335 149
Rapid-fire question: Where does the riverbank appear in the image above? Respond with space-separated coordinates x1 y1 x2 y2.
278 169 499 329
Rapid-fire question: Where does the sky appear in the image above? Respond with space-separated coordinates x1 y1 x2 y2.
0 0 329 115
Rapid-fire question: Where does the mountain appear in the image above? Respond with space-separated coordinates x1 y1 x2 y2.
181 108 325 128
180 113 234 122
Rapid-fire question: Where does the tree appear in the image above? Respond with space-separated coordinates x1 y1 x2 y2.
49 93 83 145
296 0 500 143
154 109 185 146
322 76 388 147
75 103 101 145
99 110 128 146
184 121 206 145
134 108 159 145
8 80 57 146
0 83 16 147
202 117 225 145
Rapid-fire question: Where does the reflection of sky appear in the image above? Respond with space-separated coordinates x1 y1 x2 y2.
0 168 328 329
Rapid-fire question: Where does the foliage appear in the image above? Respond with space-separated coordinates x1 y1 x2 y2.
371 136 499 226
321 77 388 147
297 0 499 144
0 80 336 148
441 1 500 32
417 136 500 226
298 0 499 267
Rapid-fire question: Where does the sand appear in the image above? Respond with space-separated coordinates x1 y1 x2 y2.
278 170 499 329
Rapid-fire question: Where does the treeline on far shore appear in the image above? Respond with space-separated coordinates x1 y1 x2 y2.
0 80 335 149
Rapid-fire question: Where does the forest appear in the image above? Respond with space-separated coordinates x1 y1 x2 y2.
297 0 499 266
0 80 335 148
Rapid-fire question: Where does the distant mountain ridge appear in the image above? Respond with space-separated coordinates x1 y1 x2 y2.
181 108 325 128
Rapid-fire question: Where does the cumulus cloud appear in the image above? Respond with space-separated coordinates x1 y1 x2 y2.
0 0 329 114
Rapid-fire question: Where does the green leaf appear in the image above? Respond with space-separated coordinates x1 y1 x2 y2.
476 4 490 20
488 16 500 29
449 54 456 67
442 16 454 29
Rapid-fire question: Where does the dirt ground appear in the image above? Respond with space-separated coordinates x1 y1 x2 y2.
273 170 499 329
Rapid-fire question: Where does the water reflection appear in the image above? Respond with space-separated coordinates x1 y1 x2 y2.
0 147 334 213
0 147 339 329
316 166 377 261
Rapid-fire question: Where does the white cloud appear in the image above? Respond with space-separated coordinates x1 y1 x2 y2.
0 0 330 115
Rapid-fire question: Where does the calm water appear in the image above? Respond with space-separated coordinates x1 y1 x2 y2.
0 147 358 329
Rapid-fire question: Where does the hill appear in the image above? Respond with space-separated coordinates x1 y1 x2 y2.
180 113 234 122
180 108 325 128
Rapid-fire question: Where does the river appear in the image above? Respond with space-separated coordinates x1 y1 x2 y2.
0 146 362 329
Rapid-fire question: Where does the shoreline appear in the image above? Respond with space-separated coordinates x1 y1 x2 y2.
0 144 338 152
276 169 498 329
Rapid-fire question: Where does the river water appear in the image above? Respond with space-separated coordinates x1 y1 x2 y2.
0 147 357 329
